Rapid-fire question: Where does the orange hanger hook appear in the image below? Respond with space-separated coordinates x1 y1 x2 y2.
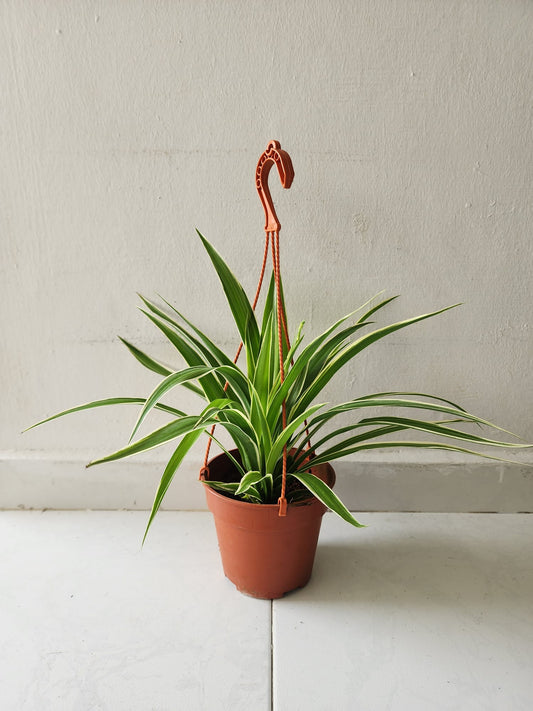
255 140 294 232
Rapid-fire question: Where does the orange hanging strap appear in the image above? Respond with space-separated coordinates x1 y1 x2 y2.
256 141 294 517
271 228 289 516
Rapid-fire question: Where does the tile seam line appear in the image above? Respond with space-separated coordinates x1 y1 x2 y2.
270 599 274 711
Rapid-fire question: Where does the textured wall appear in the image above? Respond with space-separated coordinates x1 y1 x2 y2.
2 1 532 508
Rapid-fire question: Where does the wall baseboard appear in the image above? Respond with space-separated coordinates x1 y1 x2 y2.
2 451 533 513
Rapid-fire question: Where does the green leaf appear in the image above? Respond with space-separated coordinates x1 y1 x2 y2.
204 475 264 503
24 398 186 433
157 295 238 372
142 429 203 544
283 321 305 371
120 330 204 398
355 294 399 323
118 337 172 377
142 294 251 405
258 472 274 501
295 395 478 460
290 471 364 527
140 294 239 401
266 306 377 428
301 294 393 385
293 416 475 464
241 487 264 503
306 440 531 469
294 304 461 414
293 423 407 468
253 310 275 408
140 308 201 366
196 398 235 426
247 381 272 455
354 391 469 414
138 294 190 337
235 471 263 495
141 308 225 401
203 480 240 495
266 403 325 472
261 272 276 337
87 414 212 467
214 409 260 471
307 396 515 437
286 321 373 415
203 434 247 478
244 310 260 380
197 230 260 365
215 364 252 409
288 295 399 402
235 471 274 501
130 366 215 441
356 416 529 449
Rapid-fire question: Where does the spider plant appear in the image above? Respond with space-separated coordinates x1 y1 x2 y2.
27 231 530 539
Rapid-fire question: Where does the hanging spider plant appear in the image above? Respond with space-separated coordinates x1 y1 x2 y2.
27 231 530 539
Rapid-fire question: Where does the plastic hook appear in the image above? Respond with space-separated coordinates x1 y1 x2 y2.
255 140 294 232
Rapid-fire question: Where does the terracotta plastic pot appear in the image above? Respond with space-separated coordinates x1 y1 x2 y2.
203 449 336 599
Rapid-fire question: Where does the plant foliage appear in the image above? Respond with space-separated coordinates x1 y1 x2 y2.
27 231 531 539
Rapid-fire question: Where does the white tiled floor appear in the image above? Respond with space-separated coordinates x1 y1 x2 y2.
0 511 270 711
2 511 533 710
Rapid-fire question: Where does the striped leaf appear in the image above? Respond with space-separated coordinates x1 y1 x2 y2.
305 440 531 470
87 414 212 467
130 366 214 441
293 304 461 415
197 230 260 366
143 429 203 544
118 337 172 377
290 471 364 528
24 398 186 432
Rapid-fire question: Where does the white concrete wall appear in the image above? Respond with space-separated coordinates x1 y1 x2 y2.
2 1 532 510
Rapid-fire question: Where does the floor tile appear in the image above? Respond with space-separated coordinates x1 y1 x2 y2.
0 511 270 711
273 512 533 711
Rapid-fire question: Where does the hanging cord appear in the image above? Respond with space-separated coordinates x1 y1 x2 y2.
271 229 289 515
199 232 270 479
271 228 314 513
200 140 310 518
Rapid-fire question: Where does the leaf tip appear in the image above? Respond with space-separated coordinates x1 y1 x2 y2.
141 517 154 547
22 418 45 433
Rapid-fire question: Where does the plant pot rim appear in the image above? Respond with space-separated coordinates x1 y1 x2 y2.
202 481 325 511
202 448 336 512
